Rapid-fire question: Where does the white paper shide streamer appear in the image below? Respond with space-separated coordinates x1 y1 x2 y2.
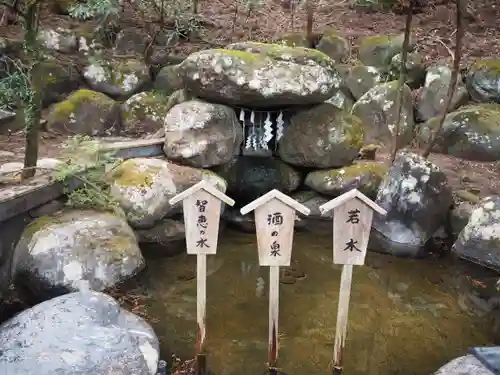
276 111 284 141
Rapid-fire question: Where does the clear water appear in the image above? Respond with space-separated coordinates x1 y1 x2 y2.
137 229 493 375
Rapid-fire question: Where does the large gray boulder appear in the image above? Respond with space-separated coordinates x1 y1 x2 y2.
278 103 364 168
179 42 342 108
453 196 500 271
0 290 160 375
433 355 493 375
466 59 500 104
163 100 243 168
370 151 453 257
12 209 144 300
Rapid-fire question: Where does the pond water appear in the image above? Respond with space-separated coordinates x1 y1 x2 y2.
138 229 493 375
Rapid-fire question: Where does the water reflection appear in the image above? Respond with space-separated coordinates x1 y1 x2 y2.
139 229 492 375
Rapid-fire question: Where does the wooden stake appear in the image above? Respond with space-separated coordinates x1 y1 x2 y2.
197 254 207 353
240 190 310 373
319 189 387 375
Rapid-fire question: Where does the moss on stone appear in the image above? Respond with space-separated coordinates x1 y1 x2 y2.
51 89 112 121
326 161 388 180
23 214 64 238
340 112 365 148
471 59 500 74
213 48 262 64
279 33 310 48
112 160 162 188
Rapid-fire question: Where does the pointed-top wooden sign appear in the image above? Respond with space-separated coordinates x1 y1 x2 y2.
319 188 387 266
170 180 235 255
319 188 387 375
169 180 235 366
240 189 310 373
240 189 310 267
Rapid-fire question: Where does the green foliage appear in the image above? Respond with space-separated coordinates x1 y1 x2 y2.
54 135 124 216
68 0 120 20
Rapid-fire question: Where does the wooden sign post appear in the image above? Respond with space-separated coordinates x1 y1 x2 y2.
319 188 387 375
169 180 235 375
240 190 310 374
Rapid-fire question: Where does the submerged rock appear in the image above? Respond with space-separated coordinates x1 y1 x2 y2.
416 65 469 122
466 59 500 104
418 104 500 162
279 103 364 168
134 218 186 257
305 161 388 199
108 158 227 228
352 81 415 147
46 89 121 135
453 196 500 271
179 42 341 108
214 156 301 206
433 355 493 375
0 290 159 375
370 151 452 257
163 100 243 167
12 209 144 300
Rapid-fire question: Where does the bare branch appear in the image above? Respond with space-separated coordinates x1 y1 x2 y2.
421 0 465 159
390 0 414 164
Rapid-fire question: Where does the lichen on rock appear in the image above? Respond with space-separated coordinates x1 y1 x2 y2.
121 91 171 135
279 103 364 168
358 34 411 70
466 59 500 104
179 43 342 108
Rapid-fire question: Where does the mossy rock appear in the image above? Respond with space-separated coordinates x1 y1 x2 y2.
418 103 500 161
358 34 413 70
388 51 426 89
278 33 310 48
121 91 171 134
36 60 81 107
46 89 120 135
278 103 364 168
305 161 388 198
224 41 336 70
152 64 184 96
351 80 415 146
316 29 349 63
466 59 500 104
82 58 151 99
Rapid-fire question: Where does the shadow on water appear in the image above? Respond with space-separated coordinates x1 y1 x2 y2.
137 229 493 375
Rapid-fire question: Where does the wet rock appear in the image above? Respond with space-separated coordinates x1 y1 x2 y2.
305 161 388 199
290 190 332 233
345 65 383 100
121 91 171 135
466 59 500 104
416 65 469 122
316 30 349 62
352 81 415 146
37 27 77 54
134 218 186 257
433 355 493 375
388 51 426 89
222 208 257 233
108 157 227 228
279 103 364 168
370 151 453 257
418 104 500 162
46 89 121 135
179 42 341 108
214 156 301 206
450 202 475 238
82 58 150 99
0 290 160 375
153 64 184 96
114 28 152 55
12 209 145 300
453 196 500 271
163 100 243 168
37 60 81 107
358 34 410 70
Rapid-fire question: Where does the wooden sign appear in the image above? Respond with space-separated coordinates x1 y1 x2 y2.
169 180 235 362
240 190 310 372
319 188 386 375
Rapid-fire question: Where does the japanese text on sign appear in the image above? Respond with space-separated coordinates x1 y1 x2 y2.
196 199 210 249
344 208 361 252
267 212 283 257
